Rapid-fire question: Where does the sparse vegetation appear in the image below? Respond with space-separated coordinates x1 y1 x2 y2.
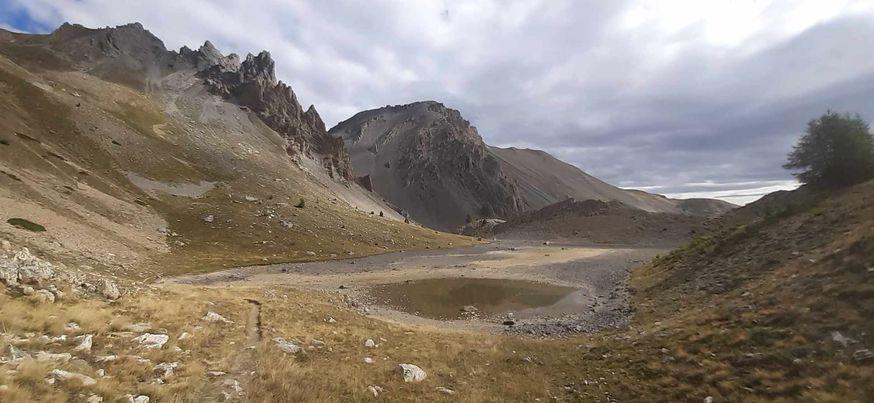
6 218 46 232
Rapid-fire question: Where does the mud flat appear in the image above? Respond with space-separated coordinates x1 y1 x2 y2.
166 240 667 336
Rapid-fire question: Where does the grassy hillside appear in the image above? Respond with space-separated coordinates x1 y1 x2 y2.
2 182 868 402
0 53 475 280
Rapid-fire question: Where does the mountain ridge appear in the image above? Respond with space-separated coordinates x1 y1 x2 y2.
330 101 735 230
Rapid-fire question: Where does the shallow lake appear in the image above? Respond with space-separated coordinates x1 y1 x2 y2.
366 278 577 320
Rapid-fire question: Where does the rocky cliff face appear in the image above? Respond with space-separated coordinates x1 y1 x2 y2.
0 22 352 180
330 101 525 230
331 101 735 230
200 51 352 179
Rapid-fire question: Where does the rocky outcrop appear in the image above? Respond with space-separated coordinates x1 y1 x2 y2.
0 246 123 301
200 51 353 180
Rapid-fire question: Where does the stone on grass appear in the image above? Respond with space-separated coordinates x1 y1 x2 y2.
367 385 384 397
155 362 180 379
364 338 376 348
398 363 426 382
50 369 96 386
36 351 72 362
125 395 150 403
202 311 233 324
132 333 169 349
95 355 118 362
436 387 456 395
125 323 152 332
363 357 374 364
33 289 55 303
99 279 121 300
274 337 302 354
7 344 31 361
74 334 93 352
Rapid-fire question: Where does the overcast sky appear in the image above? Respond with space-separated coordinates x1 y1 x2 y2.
4 0 874 204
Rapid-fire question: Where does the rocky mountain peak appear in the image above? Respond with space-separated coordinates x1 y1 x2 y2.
240 51 277 85
198 46 352 180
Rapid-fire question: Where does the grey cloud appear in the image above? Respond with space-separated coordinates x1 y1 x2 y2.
6 0 874 202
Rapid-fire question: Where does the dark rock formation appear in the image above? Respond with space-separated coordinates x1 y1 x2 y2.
199 51 352 180
330 101 524 230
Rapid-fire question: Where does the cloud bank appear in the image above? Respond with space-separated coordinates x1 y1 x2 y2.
4 0 874 203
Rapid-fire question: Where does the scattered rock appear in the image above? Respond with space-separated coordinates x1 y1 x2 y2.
20 285 34 295
50 369 96 386
399 363 426 382
363 357 374 364
36 351 72 362
132 333 169 349
86 395 103 403
125 395 150 403
367 385 383 397
74 334 93 352
704 397 713 403
853 349 873 362
274 337 303 354
202 311 233 324
125 323 152 332
3 248 54 285
364 339 376 348
305 251 316 256
460 305 478 313
32 289 56 303
325 316 337 323
201 214 215 223
94 355 118 363
436 386 456 395
64 322 81 333
7 345 31 361
99 279 121 300
831 331 858 348
155 362 180 379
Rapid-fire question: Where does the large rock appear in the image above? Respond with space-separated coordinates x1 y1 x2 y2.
202 311 233 323
0 248 55 286
398 363 427 382
132 333 169 349
274 337 302 354
99 279 121 300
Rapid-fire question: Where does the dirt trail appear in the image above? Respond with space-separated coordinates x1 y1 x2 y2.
204 299 262 402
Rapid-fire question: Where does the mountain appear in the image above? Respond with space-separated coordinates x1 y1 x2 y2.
0 23 469 273
329 101 734 230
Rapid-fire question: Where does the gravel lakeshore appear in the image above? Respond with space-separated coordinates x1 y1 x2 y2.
165 239 669 336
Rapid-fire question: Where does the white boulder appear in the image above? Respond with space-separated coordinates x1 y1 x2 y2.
132 333 169 349
398 363 427 382
202 311 233 324
274 337 302 354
